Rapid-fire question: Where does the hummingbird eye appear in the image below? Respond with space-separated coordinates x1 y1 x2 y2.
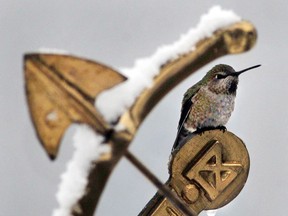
215 74 226 79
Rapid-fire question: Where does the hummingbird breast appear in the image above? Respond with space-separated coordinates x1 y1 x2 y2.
185 86 235 131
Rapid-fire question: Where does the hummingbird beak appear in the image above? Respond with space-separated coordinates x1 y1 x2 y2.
231 64 261 77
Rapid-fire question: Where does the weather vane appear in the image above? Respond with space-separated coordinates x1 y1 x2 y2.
23 7 258 216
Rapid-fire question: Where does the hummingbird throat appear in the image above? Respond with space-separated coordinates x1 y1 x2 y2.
228 79 238 94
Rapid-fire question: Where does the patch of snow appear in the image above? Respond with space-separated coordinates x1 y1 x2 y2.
206 209 218 216
37 47 69 54
46 110 58 122
52 125 111 216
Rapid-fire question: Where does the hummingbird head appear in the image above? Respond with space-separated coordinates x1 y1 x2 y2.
204 64 261 95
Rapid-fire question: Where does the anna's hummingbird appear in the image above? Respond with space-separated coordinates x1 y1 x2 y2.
172 64 261 150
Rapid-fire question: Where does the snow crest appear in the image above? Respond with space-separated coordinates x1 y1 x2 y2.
52 125 110 216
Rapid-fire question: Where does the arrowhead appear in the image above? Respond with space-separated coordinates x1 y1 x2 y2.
24 53 127 159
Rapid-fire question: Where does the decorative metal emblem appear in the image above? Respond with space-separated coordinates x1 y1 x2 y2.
140 130 249 215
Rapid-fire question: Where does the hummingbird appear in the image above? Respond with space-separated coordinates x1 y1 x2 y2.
172 64 261 150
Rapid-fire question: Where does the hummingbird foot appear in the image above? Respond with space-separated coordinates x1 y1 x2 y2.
196 125 227 135
196 127 211 135
216 125 227 133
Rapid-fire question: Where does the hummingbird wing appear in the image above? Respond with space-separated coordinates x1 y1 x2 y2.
178 97 192 130
172 84 200 151
171 100 192 151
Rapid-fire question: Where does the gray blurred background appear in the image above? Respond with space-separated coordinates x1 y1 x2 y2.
1 1 287 215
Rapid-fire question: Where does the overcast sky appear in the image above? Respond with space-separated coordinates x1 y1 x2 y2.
1 1 287 215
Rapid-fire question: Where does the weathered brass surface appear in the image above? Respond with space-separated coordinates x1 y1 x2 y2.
24 21 256 216
139 189 183 216
140 130 249 215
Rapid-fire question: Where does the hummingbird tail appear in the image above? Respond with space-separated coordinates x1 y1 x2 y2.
171 127 190 152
